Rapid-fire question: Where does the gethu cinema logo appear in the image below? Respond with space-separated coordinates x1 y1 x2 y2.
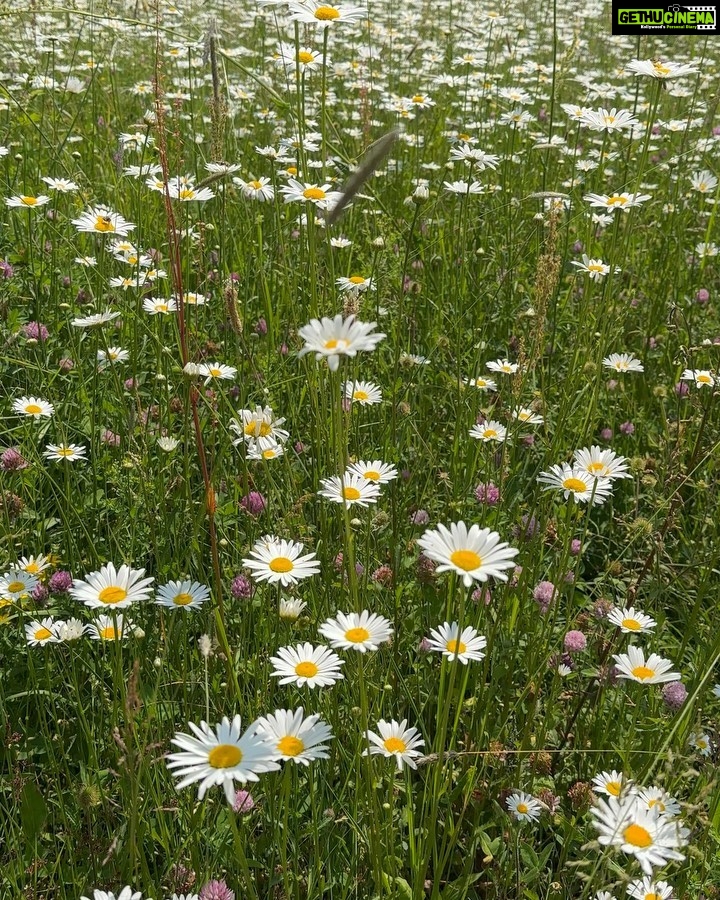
617 5 716 26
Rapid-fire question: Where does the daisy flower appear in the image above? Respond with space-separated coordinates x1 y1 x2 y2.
319 610 393 652
97 347 129 367
513 407 544 426
625 59 699 80
416 521 519 587
363 719 424 771
0 570 38 601
318 473 382 506
469 420 508 442
279 178 342 209
242 537 320 587
463 376 497 391
17 554 51 575
603 353 644 373
288 1 367 26
688 731 712 756
247 440 285 461
81 889 144 900
12 396 55 418
579 107 640 133
88 614 130 641
71 310 121 328
626 877 674 900
167 715 280 804
167 182 216 203
156 580 210 609
254 708 333 765
444 180 485 195
43 443 87 462
346 460 398 484
486 358 518 375
72 205 135 235
607 606 657 634
506 791 542 823
233 176 275 201
573 446 631 480
591 794 689 874
570 255 620 281
612 646 680 684
584 193 651 212
336 275 375 294
636 787 681 819
25 617 62 646
70 562 154 609
278 597 307 621
537 463 613 505
343 380 383 405
197 362 237 384
56 618 87 641
5 194 51 208
230 405 289 446
269 642 344 688
426 621 487 664
297 313 385 372
42 176 79 192
592 770 631 798
143 297 177 315
681 369 715 389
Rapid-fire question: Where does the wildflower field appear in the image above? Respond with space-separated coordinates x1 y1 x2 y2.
1 0 720 897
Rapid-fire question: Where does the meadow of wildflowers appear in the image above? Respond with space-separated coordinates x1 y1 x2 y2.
1 0 719 897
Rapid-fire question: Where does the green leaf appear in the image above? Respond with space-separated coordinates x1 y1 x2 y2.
20 782 47 844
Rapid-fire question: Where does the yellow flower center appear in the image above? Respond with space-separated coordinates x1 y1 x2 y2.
647 799 665 812
178 188 195 200
287 166 298 176
249 180 263 190
562 477 588 493
446 639 467 654
34 627 53 640
245 421 272 437
607 195 628 206
98 586 128 605
623 823 652 848
458 133 471 140
209 368 221 377
449 549 481 571
698 374 712 384
412 95 425 103
25 404 42 414
156 304 168 312
345 626 370 643
57 447 75 457
604 115 616 124
343 486 361 501
483 429 498 438
653 63 670 75
622 618 641 631
587 264 604 272
173 592 194 606
363 470 381 481
353 390 369 401
7 581 25 593
295 660 319 677
383 737 407 753
298 51 314 64
587 461 606 473
278 735 305 756
349 275 366 284
269 557 294 573
208 744 243 768
21 196 38 206
516 802 529 814
25 563 39 574
303 187 326 200
631 665 655 680
315 5 340 19
606 781 621 796
645 894 661 900
100 625 118 640
262 449 276 459
94 216 115 232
